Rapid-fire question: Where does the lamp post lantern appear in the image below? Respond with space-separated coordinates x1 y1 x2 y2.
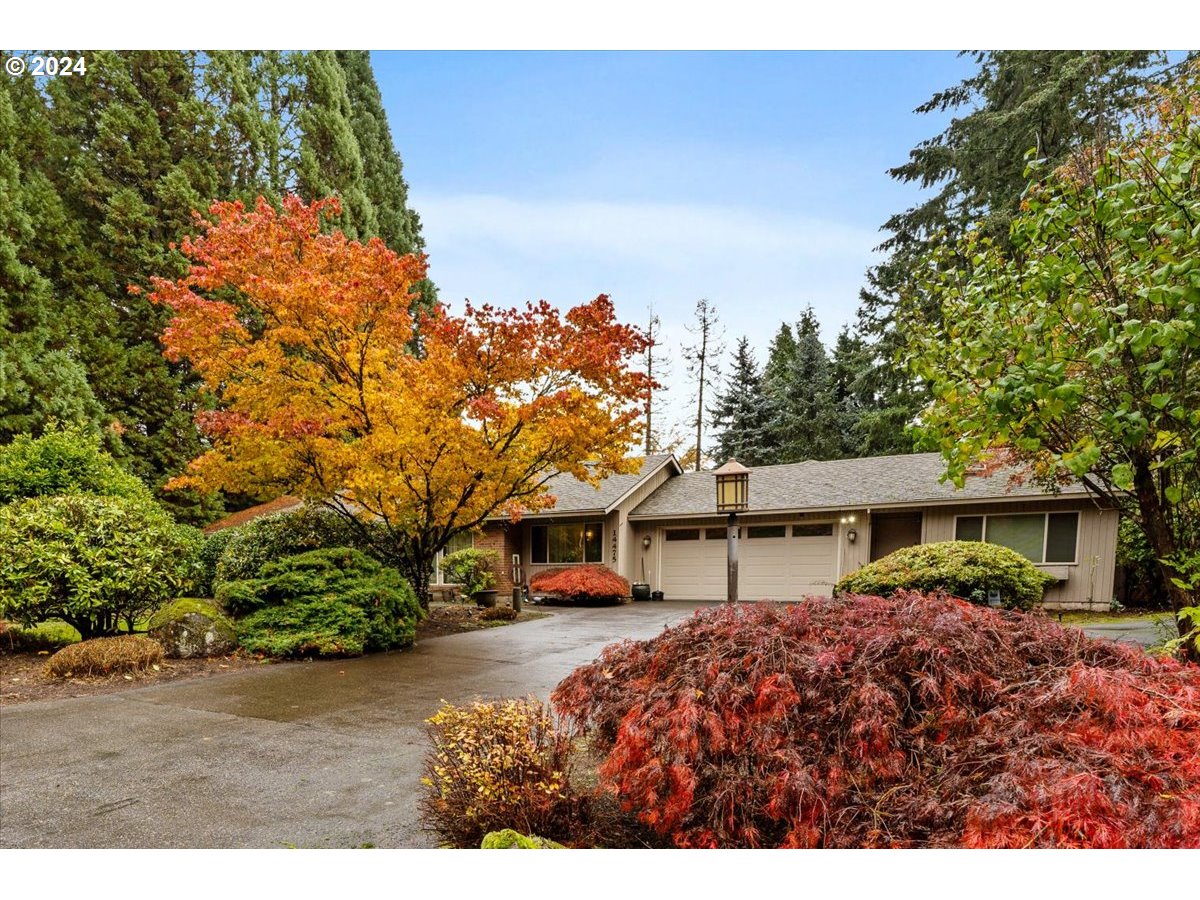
714 459 750 603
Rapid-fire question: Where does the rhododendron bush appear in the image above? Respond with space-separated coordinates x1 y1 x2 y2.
530 565 630 602
552 593 1200 848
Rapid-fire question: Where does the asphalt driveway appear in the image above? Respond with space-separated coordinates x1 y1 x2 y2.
0 602 708 849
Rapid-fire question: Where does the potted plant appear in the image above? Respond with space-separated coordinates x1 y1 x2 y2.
442 548 501 607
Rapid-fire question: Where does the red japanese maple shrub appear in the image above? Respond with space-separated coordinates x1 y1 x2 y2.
551 592 1200 848
530 565 630 604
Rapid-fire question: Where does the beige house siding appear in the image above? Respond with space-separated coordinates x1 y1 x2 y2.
613 463 676 584
920 499 1117 610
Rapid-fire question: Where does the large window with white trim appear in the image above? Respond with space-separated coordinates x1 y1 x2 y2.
954 512 1079 564
432 531 474 584
531 521 603 564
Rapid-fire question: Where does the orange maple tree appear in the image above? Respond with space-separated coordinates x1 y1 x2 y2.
149 196 650 604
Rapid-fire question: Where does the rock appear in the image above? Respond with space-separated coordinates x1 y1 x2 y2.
147 598 237 659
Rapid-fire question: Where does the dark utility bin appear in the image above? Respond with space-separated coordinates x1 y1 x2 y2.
651 590 665 602
631 582 652 602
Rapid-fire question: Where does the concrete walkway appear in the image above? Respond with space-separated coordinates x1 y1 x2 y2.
0 602 707 849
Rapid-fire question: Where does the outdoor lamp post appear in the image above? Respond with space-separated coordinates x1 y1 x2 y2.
714 459 750 603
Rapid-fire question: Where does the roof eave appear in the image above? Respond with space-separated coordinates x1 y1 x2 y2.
627 489 1100 521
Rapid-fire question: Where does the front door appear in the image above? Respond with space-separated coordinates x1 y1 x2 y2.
870 512 923 562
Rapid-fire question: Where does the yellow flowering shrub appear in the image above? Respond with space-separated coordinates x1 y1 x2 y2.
419 697 581 847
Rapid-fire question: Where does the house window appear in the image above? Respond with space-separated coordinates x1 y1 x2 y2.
432 531 474 584
954 512 1079 564
746 525 787 539
531 522 604 564
704 527 729 540
664 529 701 541
792 523 834 537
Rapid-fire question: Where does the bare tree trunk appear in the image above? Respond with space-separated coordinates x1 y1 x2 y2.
1133 464 1198 659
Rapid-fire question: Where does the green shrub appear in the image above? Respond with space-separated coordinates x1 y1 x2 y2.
45 634 163 678
0 425 150 504
214 505 370 586
441 548 499 597
194 529 238 598
480 829 565 849
0 494 203 638
835 540 1056 610
226 548 422 658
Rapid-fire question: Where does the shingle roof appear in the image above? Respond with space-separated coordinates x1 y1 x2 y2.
203 495 304 533
629 452 1090 519
526 454 676 517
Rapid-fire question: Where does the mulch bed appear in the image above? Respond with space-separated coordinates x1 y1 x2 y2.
0 650 265 706
416 603 550 639
0 604 549 706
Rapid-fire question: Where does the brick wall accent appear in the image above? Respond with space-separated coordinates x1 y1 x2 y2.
476 522 521 595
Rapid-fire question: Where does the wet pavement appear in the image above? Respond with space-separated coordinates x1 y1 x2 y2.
0 601 710 849
2 601 1176 849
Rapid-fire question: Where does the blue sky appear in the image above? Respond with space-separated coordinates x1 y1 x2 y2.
371 51 976 436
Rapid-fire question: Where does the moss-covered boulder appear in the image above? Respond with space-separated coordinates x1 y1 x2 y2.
480 829 565 849
147 598 237 658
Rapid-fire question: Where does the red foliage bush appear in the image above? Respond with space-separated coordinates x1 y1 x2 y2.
552 592 1200 848
530 565 630 602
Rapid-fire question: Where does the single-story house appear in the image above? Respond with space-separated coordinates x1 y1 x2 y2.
474 453 1117 610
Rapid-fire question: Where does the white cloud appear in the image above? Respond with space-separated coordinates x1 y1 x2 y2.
416 193 879 267
412 191 884 439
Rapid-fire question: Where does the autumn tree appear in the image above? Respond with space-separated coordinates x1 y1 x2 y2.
904 65 1200 651
150 197 650 607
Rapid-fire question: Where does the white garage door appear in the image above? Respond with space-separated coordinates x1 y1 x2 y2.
658 523 837 601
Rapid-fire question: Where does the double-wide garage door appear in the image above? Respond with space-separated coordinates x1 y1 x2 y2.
658 523 837 601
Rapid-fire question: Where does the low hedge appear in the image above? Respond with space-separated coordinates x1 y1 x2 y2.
835 540 1056 610
222 548 422 657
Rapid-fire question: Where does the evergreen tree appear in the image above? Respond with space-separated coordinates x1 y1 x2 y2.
27 51 224 521
710 337 771 466
2 50 433 522
857 51 1175 455
768 308 842 462
335 50 436 311
0 72 101 439
296 51 375 240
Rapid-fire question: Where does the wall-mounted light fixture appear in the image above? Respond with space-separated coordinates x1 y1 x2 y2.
846 528 858 543
642 535 652 550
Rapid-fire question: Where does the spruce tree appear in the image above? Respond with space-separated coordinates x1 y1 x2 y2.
770 308 841 462
710 337 771 466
